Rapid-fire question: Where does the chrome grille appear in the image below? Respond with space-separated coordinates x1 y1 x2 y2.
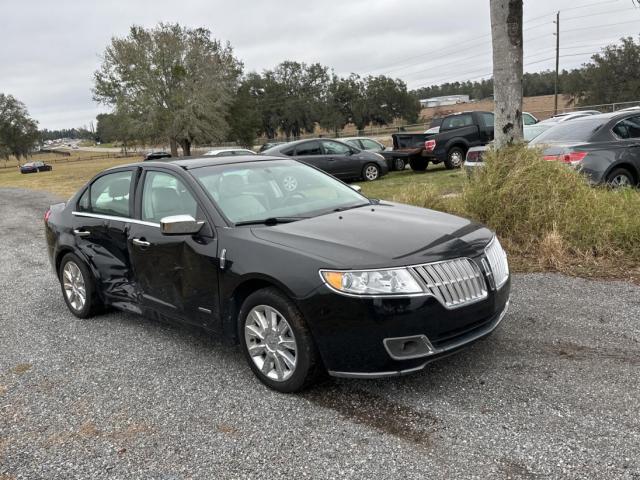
484 237 509 289
411 258 487 309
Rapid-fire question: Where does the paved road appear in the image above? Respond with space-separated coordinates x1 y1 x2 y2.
1 188 639 479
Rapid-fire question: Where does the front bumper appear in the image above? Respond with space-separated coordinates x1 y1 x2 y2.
298 276 511 377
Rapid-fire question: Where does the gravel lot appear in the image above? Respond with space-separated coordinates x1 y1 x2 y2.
1 187 639 479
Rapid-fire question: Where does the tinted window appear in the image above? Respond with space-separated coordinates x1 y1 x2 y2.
89 171 132 217
360 139 382 150
281 148 295 156
441 114 473 130
344 139 362 149
321 140 351 155
480 112 494 128
612 116 640 139
142 171 198 223
523 113 537 126
77 188 90 211
530 117 607 144
295 141 322 156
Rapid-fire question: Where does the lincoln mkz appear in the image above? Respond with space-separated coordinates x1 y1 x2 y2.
45 156 510 392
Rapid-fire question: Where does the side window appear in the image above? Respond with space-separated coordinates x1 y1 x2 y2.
281 148 295 157
480 112 495 128
321 140 351 155
441 114 473 130
77 188 90 211
89 171 132 217
295 141 322 156
142 171 199 223
613 116 640 139
523 114 536 126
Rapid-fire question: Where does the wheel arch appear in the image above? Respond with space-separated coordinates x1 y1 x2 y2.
604 161 639 184
222 274 300 342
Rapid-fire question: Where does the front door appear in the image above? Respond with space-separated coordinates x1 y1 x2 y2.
320 140 359 178
128 169 220 329
293 140 329 172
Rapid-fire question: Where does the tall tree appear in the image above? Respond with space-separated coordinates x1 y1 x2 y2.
490 0 523 148
93 23 242 156
226 80 262 148
0 94 39 161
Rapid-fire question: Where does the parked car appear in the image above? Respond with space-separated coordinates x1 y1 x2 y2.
204 148 256 157
259 142 286 153
539 110 601 124
263 138 388 181
341 137 385 153
530 111 640 187
523 112 539 125
44 155 510 392
20 161 52 174
144 151 172 161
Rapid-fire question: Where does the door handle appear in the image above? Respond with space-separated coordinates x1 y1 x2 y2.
73 229 90 237
132 238 151 247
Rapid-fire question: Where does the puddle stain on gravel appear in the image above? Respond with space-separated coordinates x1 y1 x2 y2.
12 363 32 375
304 387 438 447
551 341 640 366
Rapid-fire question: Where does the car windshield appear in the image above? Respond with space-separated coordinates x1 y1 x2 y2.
530 117 606 144
190 159 369 224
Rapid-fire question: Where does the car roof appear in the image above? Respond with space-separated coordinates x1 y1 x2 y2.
206 147 253 152
340 137 379 142
111 155 289 172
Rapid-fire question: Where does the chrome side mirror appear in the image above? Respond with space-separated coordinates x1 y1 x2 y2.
351 185 362 193
160 214 204 235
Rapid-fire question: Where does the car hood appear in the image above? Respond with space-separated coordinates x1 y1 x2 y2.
250 202 494 269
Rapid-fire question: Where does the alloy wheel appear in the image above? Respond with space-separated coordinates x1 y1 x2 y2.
62 261 86 311
244 305 298 382
365 165 379 181
449 151 463 167
610 174 632 188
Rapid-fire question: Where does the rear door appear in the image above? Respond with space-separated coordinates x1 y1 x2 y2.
293 141 328 172
127 168 220 328
320 140 358 178
612 114 640 172
72 168 138 309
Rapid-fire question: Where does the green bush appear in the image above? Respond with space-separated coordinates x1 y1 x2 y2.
462 144 640 262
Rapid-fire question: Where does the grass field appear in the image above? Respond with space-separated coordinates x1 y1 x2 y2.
0 155 139 198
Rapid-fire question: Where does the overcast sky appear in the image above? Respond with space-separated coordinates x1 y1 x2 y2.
1 0 638 129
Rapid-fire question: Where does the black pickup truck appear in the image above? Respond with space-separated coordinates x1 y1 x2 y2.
386 111 495 171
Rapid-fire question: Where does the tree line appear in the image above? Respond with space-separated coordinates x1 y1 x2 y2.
412 36 640 107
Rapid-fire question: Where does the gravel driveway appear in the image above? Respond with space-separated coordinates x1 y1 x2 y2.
1 187 638 479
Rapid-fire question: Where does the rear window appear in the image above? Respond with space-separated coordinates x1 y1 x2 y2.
530 117 606 144
441 114 473 130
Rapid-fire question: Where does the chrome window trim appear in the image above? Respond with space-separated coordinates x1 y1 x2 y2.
72 211 160 228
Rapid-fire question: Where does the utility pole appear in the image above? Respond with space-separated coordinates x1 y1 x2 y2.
554 11 560 115
490 0 523 148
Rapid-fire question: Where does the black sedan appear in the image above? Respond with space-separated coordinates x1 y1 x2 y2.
530 111 640 187
44 156 510 392
20 161 52 174
262 138 388 181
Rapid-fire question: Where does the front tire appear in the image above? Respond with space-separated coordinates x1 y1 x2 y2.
58 253 102 318
444 146 465 169
238 288 323 393
362 163 380 181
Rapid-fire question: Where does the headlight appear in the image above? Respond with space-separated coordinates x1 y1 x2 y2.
320 268 423 296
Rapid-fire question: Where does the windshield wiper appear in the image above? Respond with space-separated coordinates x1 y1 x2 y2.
234 216 308 226
332 202 371 213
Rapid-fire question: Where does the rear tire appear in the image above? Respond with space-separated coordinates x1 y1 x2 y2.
409 156 428 172
444 146 465 169
393 158 405 171
58 253 102 318
238 287 324 393
606 168 635 188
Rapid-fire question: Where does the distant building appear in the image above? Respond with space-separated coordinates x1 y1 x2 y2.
419 95 470 108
